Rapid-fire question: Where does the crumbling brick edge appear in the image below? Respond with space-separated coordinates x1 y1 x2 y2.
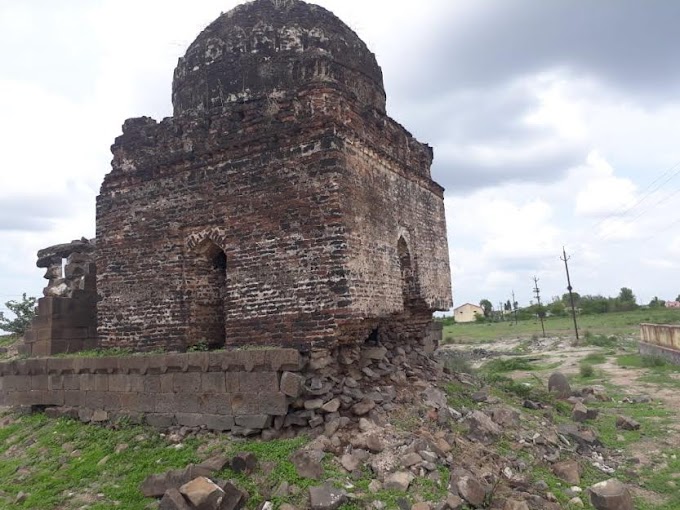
0 349 303 433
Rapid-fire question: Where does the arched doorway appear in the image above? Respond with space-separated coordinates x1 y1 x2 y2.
397 236 419 307
191 238 227 348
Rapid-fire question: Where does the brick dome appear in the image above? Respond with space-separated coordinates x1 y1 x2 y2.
172 0 386 116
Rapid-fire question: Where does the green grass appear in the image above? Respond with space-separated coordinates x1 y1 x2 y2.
615 353 680 388
582 352 607 365
0 334 18 347
482 357 537 373
0 413 203 509
443 308 680 343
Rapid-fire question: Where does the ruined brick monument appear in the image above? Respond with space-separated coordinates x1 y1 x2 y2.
8 0 452 434
20 239 98 357
96 0 451 352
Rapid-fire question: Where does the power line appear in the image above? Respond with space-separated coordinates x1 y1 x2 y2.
532 276 546 338
588 158 680 233
597 185 680 243
560 247 579 341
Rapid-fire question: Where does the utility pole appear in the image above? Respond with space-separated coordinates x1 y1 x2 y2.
561 246 580 341
498 301 504 322
512 290 518 325
532 276 546 337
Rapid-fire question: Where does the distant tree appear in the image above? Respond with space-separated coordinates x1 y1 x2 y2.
536 304 547 319
479 299 493 318
649 296 666 308
548 301 566 316
562 292 581 306
580 295 609 315
0 294 37 336
617 287 638 311
504 300 512 312
618 287 636 303
676 294 680 302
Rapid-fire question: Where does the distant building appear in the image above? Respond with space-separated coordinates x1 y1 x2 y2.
453 303 484 323
666 301 680 309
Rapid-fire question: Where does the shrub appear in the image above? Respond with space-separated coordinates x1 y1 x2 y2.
579 363 595 378
0 293 37 335
483 357 535 373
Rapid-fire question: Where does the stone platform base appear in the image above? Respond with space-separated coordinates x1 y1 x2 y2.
639 341 680 365
0 349 301 434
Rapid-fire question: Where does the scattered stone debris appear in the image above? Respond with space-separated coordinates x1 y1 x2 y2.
616 415 641 431
552 460 581 485
309 485 347 510
588 478 634 510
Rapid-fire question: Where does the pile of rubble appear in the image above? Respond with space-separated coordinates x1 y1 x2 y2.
141 453 250 510
138 334 639 510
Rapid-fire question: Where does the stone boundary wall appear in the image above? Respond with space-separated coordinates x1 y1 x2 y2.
0 349 302 432
640 323 680 351
639 342 680 365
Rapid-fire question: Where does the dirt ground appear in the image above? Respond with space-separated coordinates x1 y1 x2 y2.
441 332 680 509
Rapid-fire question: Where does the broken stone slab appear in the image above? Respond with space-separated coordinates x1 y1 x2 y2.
551 460 581 485
523 400 543 410
502 500 530 510
340 453 361 472
422 387 448 409
588 479 634 510
571 403 589 423
321 398 341 413
548 372 571 399
384 471 414 492
195 455 230 476
569 402 599 422
401 452 423 468
490 406 520 428
351 398 376 416
362 346 387 361
291 449 324 480
616 415 640 431
363 432 384 453
465 410 502 442
141 469 191 498
218 481 248 510
280 372 304 398
451 470 487 508
230 452 257 474
159 488 192 510
36 238 95 267
471 390 489 403
558 424 602 449
304 399 324 410
179 476 224 509
439 495 464 510
568 497 584 507
309 485 347 510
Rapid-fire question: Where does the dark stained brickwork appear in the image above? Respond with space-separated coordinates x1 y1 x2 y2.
96 0 452 352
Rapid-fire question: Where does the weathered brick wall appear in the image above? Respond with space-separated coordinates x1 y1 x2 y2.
95 0 452 353
341 137 452 318
97 85 451 352
0 349 301 432
97 94 350 351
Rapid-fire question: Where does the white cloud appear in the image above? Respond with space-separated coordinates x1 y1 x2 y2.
2 0 680 315
574 152 637 218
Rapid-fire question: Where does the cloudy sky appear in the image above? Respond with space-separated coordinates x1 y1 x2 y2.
1 0 680 317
